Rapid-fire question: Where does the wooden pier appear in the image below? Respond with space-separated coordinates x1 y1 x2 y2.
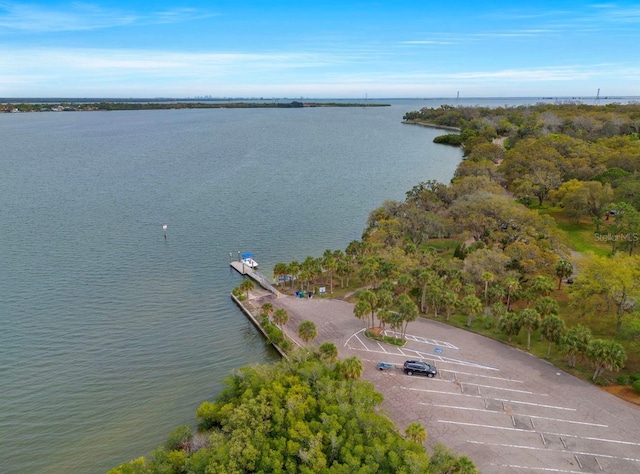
230 261 280 297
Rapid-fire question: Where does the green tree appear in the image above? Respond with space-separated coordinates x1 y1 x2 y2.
317 342 338 362
298 320 317 345
358 289 378 328
559 324 592 367
260 302 274 319
518 308 541 351
441 290 459 322
586 339 627 380
405 422 427 444
322 249 337 293
498 312 521 342
339 356 363 380
272 308 289 327
540 315 566 358
239 278 254 299
504 276 521 312
555 260 573 289
397 293 419 337
530 275 555 298
272 262 289 286
569 253 640 334
460 294 483 327
534 296 560 319
481 271 494 306
354 299 371 328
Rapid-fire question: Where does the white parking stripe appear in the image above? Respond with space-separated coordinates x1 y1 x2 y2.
435 408 608 427
465 440 640 463
490 463 584 473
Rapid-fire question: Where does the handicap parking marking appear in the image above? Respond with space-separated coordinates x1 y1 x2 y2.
384 331 459 350
345 329 501 372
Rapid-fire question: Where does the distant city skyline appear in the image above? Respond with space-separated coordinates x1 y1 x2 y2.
1 1 639 98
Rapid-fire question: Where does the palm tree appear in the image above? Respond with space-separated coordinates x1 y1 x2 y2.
481 271 494 306
339 356 363 380
441 291 458 322
414 268 435 313
358 289 378 328
540 315 566 358
353 299 371 328
405 422 427 444
504 276 521 311
586 339 626 381
287 261 300 289
397 293 418 337
272 263 289 286
272 308 289 327
298 320 317 345
318 342 338 362
555 259 573 289
260 302 274 319
322 249 337 293
518 308 541 351
396 274 415 295
559 324 592 367
498 312 520 342
460 295 482 327
239 279 254 299
336 260 354 288
376 289 394 327
534 296 559 319
531 275 555 297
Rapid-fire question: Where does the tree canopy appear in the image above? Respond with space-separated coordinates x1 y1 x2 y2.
109 351 475 473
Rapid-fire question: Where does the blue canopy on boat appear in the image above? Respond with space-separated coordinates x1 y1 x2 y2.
242 253 254 259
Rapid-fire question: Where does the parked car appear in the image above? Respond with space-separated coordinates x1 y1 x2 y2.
403 360 437 377
377 362 394 370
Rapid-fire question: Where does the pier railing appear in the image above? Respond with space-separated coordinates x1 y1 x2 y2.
230 261 280 297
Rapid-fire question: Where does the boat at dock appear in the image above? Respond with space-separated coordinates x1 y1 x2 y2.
241 253 258 269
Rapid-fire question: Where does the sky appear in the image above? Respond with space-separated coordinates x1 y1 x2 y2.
0 1 639 98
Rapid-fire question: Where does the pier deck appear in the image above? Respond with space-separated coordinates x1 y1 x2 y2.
230 261 280 296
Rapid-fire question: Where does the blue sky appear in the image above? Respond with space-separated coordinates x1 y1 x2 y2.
1 1 639 98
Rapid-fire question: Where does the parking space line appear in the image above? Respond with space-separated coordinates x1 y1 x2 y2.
405 386 577 413
434 408 608 427
465 440 640 463
440 420 640 450
445 370 524 384
490 463 584 473
459 381 548 396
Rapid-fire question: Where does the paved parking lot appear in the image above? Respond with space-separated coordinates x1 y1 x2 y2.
253 293 640 473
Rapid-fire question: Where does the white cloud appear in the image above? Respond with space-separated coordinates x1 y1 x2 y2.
0 2 213 32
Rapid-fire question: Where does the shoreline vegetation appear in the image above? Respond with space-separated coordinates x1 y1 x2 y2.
111 101 640 473
0 100 389 113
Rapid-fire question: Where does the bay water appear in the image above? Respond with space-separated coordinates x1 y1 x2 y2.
1 100 466 472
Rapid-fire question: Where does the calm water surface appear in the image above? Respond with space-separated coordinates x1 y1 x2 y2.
0 100 463 473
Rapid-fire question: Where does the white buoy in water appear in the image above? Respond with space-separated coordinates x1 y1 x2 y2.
162 224 168 239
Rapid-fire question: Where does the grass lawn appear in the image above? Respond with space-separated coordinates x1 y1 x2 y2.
538 207 611 256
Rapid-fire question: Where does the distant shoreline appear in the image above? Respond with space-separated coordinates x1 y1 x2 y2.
0 100 390 113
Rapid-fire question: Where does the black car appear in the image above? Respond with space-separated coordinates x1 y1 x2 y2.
403 360 437 377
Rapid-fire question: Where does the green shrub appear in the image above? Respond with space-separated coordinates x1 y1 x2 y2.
365 329 406 346
629 373 640 382
632 379 640 394
433 134 463 146
617 375 629 385
165 425 193 451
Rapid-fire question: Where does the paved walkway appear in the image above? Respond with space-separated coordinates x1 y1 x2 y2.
247 291 640 474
